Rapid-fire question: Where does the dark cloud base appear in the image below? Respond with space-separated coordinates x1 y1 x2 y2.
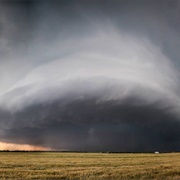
1 97 180 152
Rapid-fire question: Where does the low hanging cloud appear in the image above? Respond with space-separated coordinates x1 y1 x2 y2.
0 0 180 152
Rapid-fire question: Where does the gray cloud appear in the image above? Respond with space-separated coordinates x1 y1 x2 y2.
0 0 180 151
1 95 180 152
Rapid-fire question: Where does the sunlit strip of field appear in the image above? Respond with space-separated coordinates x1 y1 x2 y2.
0 152 180 179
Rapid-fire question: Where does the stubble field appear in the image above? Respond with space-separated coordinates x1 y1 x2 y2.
0 152 180 179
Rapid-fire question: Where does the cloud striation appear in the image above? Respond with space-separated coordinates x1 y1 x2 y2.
0 0 180 152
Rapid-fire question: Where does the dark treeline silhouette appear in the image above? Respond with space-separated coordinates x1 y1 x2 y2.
0 150 179 153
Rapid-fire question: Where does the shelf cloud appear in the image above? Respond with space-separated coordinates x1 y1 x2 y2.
0 0 180 152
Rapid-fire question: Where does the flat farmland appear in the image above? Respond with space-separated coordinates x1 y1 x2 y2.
0 152 180 179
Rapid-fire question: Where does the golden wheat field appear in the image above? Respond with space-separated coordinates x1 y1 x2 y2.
0 152 180 179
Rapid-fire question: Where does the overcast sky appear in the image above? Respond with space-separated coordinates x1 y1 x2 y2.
0 0 180 152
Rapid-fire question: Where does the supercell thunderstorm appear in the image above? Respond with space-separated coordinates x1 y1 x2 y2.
0 0 180 151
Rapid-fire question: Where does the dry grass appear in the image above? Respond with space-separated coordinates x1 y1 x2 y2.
0 152 180 179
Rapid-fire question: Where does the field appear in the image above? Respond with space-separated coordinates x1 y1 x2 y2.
0 152 180 179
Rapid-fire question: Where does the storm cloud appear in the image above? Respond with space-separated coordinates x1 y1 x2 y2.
0 0 180 152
